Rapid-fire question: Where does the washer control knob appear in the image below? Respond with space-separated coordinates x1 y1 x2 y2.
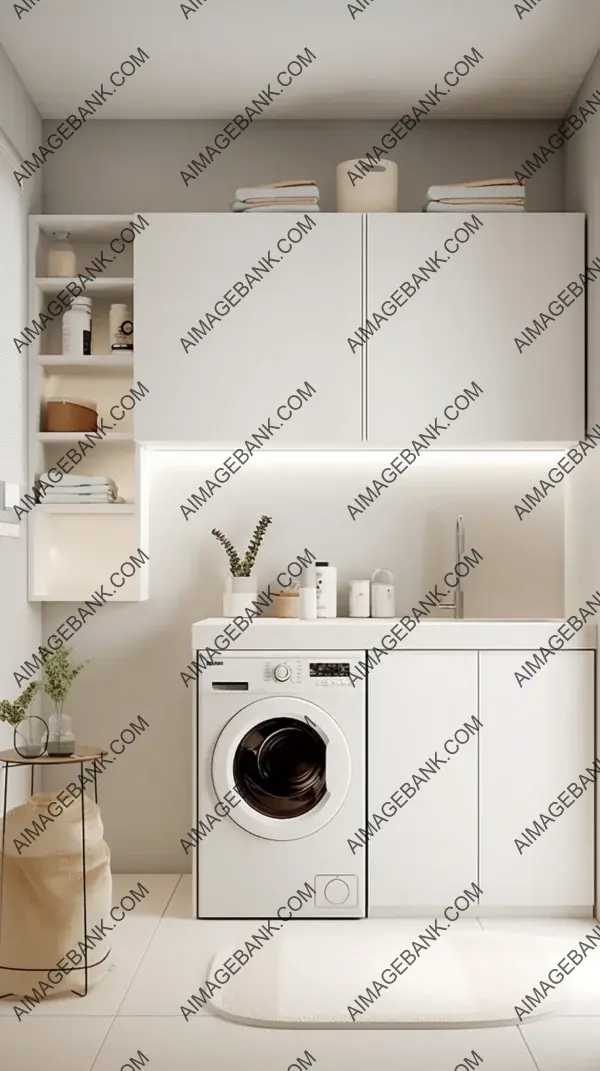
324 877 350 905
273 663 291 683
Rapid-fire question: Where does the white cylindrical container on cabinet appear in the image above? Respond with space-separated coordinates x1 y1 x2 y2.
62 298 92 356
349 580 370 618
299 586 317 619
223 575 257 618
336 159 398 212
371 569 395 617
315 562 337 619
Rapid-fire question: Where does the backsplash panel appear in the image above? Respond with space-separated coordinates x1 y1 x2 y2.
40 451 564 871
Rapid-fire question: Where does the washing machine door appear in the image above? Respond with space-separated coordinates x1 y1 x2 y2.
211 695 352 841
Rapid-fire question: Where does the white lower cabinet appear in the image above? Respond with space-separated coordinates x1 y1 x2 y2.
368 652 478 915
479 650 595 911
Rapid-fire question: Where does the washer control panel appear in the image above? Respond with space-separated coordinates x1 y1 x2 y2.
260 659 355 688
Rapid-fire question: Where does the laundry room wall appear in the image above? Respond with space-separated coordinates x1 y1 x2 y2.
0 43 42 813
34 116 569 871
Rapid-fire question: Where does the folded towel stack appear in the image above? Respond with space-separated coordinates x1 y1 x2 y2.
424 178 525 213
231 180 320 213
37 474 124 504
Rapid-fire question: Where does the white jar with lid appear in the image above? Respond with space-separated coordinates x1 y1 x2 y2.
62 298 92 356
47 231 76 277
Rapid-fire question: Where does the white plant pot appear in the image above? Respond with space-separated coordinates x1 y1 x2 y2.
222 575 257 618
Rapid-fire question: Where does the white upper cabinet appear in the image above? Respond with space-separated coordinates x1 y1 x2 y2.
134 214 362 445
365 213 585 447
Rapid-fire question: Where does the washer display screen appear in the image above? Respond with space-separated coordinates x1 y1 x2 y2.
310 663 350 677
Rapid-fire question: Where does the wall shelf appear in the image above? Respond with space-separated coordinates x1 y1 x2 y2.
37 432 133 443
36 503 135 514
28 215 148 604
39 355 134 375
35 277 133 298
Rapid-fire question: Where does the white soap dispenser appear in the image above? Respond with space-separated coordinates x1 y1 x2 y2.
315 562 337 618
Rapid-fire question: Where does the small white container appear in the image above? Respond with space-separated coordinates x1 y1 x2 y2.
299 586 317 619
315 562 337 619
223 575 256 618
371 569 395 618
47 231 76 277
109 303 133 351
349 580 370 618
62 297 92 356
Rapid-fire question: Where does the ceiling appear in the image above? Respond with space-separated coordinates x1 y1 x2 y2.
1 0 599 121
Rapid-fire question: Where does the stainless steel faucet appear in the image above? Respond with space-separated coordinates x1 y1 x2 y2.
454 514 465 620
441 515 465 619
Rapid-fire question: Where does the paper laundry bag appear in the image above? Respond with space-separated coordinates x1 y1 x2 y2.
0 792 112 996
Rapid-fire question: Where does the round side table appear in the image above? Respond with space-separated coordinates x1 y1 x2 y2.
0 746 108 999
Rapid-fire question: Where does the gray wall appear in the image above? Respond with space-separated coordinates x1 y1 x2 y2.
0 43 42 809
40 118 565 213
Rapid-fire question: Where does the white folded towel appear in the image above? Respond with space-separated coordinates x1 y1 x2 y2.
230 203 321 213
235 183 319 202
41 494 124 504
425 202 525 213
427 179 523 200
44 486 117 495
39 473 116 486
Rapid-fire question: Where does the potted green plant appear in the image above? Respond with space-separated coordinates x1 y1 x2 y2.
39 647 88 756
0 682 44 756
212 515 273 616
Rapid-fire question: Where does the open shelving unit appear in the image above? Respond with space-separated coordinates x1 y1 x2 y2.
27 215 149 603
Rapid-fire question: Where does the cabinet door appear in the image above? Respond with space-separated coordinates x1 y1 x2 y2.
368 651 478 915
134 214 362 445
366 214 584 446
479 650 594 910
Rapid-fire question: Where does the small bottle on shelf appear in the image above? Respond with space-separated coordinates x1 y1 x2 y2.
47 232 76 277
109 304 134 351
62 298 92 356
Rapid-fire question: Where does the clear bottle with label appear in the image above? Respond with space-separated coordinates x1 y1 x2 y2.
47 231 76 277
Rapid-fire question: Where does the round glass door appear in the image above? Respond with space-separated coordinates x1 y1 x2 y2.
233 717 326 818
211 695 352 841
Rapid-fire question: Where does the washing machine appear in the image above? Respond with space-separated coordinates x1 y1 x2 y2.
195 651 366 919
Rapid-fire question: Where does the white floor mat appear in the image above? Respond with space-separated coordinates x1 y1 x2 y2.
207 922 566 1028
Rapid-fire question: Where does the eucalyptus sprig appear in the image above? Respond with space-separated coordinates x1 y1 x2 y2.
0 681 41 727
212 515 273 577
39 647 88 714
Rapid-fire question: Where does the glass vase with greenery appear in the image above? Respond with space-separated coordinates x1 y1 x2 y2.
0 682 44 756
40 647 88 756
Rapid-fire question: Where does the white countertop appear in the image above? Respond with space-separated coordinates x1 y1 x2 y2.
192 618 597 652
